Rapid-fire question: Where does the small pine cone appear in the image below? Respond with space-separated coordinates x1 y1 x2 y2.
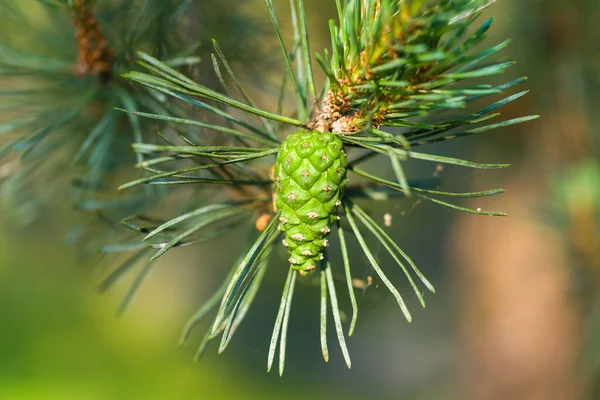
274 130 348 275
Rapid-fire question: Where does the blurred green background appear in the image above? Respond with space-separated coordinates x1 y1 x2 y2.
1 0 599 399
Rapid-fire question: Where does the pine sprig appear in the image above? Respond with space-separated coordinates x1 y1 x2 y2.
110 0 537 374
0 0 202 228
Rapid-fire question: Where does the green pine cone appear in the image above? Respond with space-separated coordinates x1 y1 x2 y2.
274 130 348 275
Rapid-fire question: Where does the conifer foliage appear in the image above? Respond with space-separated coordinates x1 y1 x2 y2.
1 0 538 375
119 0 537 374
0 0 197 222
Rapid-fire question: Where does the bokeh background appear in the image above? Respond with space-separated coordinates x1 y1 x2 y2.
1 1 599 399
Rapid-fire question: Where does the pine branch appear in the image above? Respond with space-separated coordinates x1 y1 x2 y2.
58 0 540 372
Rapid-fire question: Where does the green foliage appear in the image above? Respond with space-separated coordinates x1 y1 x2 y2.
0 0 263 227
0 0 200 228
109 0 538 374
